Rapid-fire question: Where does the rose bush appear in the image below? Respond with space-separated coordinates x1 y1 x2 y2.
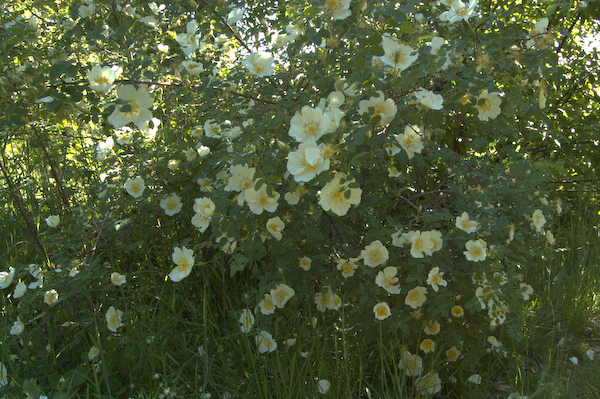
0 0 597 396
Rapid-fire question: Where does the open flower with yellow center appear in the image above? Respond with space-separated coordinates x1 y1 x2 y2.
270 283 295 309
225 164 256 198
315 286 340 312
489 302 508 326
358 90 397 126
426 230 443 255
298 256 311 271
193 197 215 218
323 0 351 19
191 213 211 233
44 289 59 305
318 172 362 216
361 240 389 268
110 272 126 286
531 209 546 232
446 346 461 362
414 88 444 110
160 194 183 216
284 184 306 205
176 20 202 57
405 286 428 309
181 60 204 75
259 293 276 315
440 0 478 23
266 217 285 241
287 139 330 182
416 372 442 395
87 65 116 92
395 125 424 159
242 52 275 77
451 305 464 317
379 36 418 71
315 290 331 312
399 351 423 376
169 246 195 282
337 258 358 278
289 106 332 142
464 239 487 262
108 85 153 128
373 302 391 320
420 339 435 354
106 306 124 332
426 267 447 292
409 230 434 258
256 331 277 353
456 211 478 233
239 309 255 333
475 89 502 121
519 283 534 300
124 176 145 198
245 185 280 215
424 320 441 335
375 266 401 294
79 3 96 18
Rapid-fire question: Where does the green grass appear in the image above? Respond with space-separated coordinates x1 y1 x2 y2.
2 193 600 399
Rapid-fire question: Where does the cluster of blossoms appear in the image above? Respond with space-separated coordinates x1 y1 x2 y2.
192 197 216 232
314 286 342 312
391 229 443 258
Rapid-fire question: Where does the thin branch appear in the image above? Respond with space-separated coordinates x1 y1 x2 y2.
198 0 253 53
26 113 72 213
0 152 48 259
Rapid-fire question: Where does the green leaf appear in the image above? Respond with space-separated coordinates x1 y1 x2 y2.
399 22 415 34
124 240 144 251
22 379 43 399
230 254 250 277
266 174 282 184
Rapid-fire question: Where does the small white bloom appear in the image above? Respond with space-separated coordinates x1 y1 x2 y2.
124 176 145 198
570 356 579 365
182 60 205 75
44 289 59 305
586 349 594 360
10 318 24 335
13 281 26 298
242 52 275 77
88 65 116 92
227 7 243 24
160 194 183 216
88 345 100 360
106 306 124 332
413 88 444 110
46 215 60 228
238 309 255 333
318 379 331 394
